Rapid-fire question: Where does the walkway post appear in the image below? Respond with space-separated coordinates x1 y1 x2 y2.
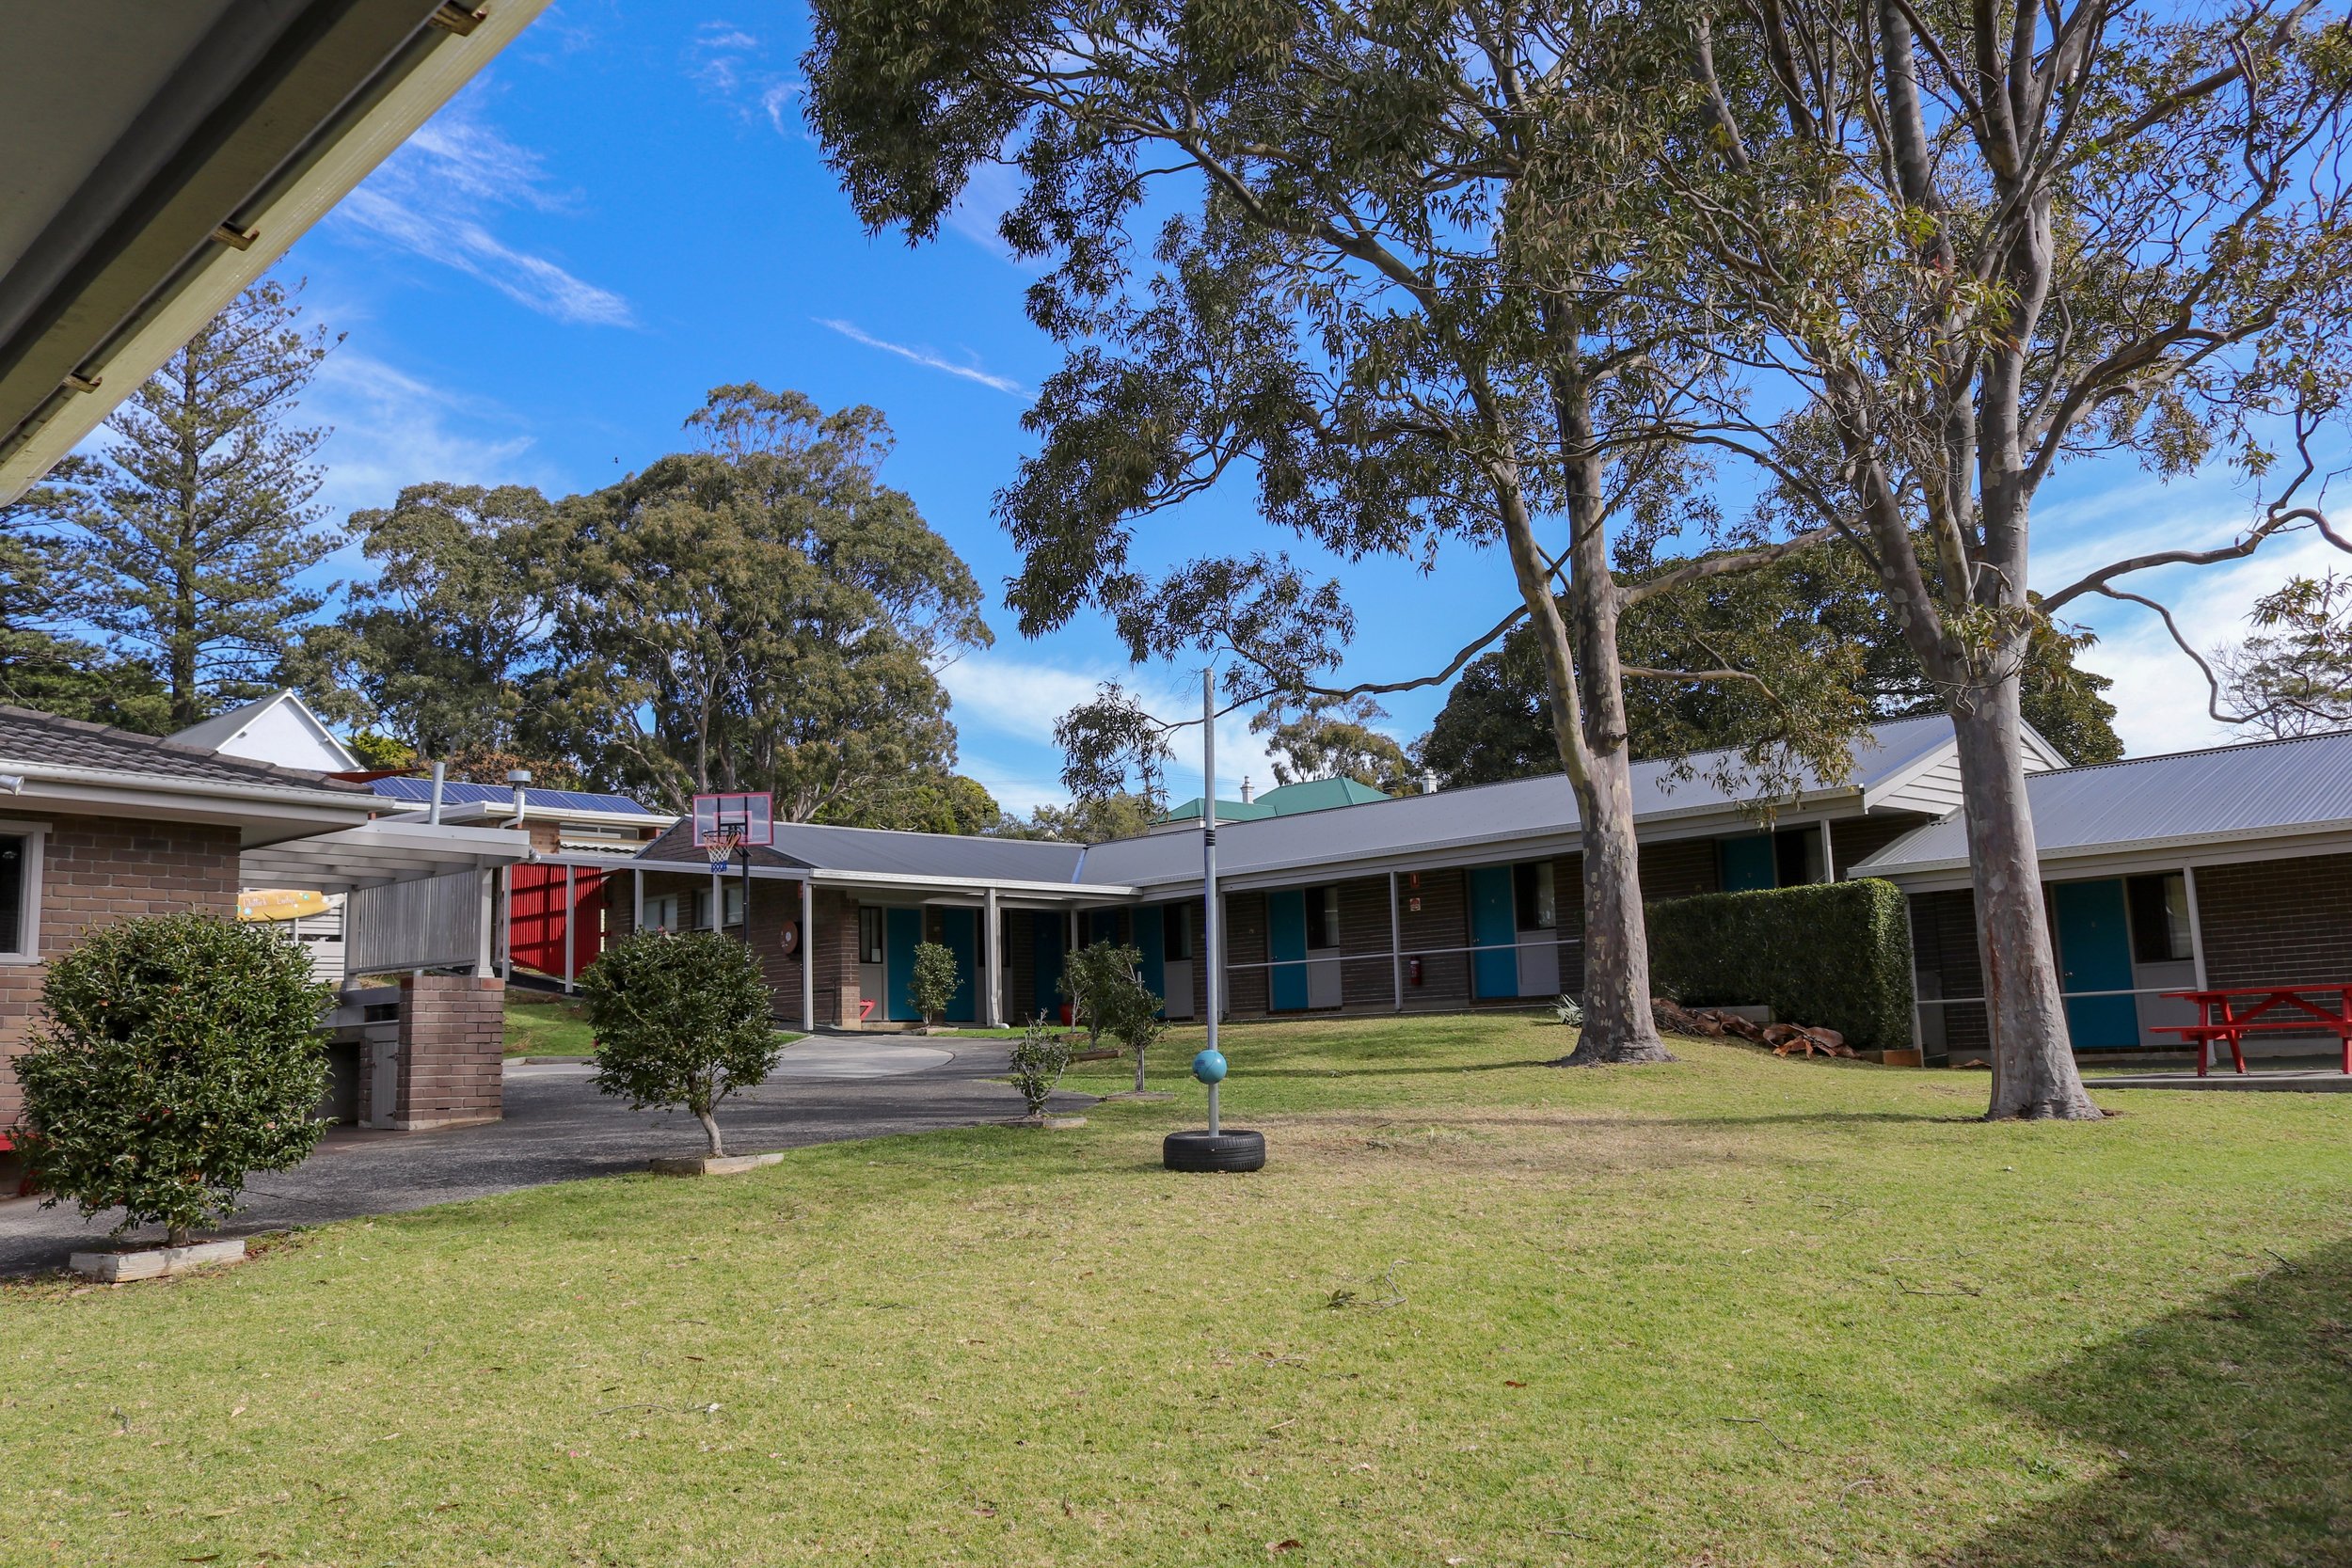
801 877 817 1030
562 863 576 993
984 885 1002 1028
1389 869 1403 1012
1201 670 1221 1136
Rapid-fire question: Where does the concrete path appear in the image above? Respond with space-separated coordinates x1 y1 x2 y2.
0 1036 1087 1276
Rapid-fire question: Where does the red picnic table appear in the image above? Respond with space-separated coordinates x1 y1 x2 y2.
2153 985 2352 1077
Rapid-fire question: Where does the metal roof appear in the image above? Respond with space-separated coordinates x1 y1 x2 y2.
636 817 1090 885
1084 714 1964 887
1850 728 2352 879
369 777 665 816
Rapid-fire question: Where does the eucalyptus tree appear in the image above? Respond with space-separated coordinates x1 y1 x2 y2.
1655 0 2352 1116
806 0 1870 1063
548 385 993 818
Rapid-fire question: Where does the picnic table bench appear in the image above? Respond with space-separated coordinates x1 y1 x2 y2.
2153 985 2352 1077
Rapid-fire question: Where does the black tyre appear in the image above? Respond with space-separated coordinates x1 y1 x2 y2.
1162 1129 1267 1173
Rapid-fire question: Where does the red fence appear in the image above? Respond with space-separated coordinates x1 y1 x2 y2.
508 864 608 982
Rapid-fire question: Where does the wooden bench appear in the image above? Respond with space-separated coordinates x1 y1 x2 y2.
2153 986 2352 1077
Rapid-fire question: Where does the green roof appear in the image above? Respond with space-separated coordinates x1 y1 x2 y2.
1153 776 1391 827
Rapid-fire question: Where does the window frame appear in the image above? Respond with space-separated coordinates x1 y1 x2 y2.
1513 861 1557 931
2125 872 2194 964
0 823 46 965
857 906 884 966
1164 902 1195 962
1306 885 1342 951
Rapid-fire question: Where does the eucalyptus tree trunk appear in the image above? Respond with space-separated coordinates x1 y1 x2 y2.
1947 684 2100 1118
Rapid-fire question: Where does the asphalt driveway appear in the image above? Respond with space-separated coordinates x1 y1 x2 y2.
0 1035 1089 1276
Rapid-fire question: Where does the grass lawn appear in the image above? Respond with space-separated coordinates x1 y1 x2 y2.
6 1015 2349 1566
501 990 597 1057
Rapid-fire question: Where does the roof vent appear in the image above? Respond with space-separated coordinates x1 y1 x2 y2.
1422 772 1438 795
1239 775 1255 804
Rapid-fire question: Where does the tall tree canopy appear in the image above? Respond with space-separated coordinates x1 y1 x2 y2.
1254 696 1416 794
1420 549 2123 786
40 280 341 727
1657 0 2352 1117
293 483 557 757
2215 573 2352 737
547 386 993 817
0 467 170 731
807 0 1877 1063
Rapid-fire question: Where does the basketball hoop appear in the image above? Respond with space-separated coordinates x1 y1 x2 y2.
707 824 744 872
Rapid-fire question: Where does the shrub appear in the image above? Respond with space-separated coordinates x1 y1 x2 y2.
13 911 331 1244
583 931 781 1156
1645 879 1915 1051
1080 945 1168 1092
1059 940 1146 1049
1008 1020 1073 1118
1551 994 1584 1028
909 940 961 1027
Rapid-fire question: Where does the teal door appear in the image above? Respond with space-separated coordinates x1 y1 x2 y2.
1133 906 1167 1008
1267 890 1310 1011
1030 912 1064 1019
884 907 923 1022
2052 879 2138 1049
1719 835 1776 892
939 907 977 1022
1468 866 1518 999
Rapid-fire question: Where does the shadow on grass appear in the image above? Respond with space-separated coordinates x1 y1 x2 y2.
1953 1238 2352 1567
1245 1058 1561 1080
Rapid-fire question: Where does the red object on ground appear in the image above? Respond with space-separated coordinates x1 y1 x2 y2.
859 998 876 1022
2153 985 2352 1076
507 864 609 981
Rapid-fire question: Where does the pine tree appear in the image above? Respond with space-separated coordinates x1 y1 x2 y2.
54 280 342 727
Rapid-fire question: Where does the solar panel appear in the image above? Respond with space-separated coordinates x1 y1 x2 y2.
365 777 663 815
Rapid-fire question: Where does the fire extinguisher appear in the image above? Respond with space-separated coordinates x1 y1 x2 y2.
1407 957 1423 987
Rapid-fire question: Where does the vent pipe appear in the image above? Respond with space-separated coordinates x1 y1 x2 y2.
1422 772 1438 795
426 761 446 825
504 768 532 829
1239 775 1255 804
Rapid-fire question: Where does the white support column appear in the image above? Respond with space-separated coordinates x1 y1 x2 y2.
562 863 577 993
984 886 1002 1028
477 869 497 975
632 866 644 933
800 877 817 1032
499 867 513 981
1820 815 1837 881
1389 869 1404 1011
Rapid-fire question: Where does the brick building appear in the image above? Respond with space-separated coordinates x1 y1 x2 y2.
1852 729 2352 1065
534 713 2033 1035
0 707 530 1143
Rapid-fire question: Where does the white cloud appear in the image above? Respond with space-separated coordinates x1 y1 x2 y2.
303 348 551 531
816 318 1025 396
688 21 808 138
327 102 632 327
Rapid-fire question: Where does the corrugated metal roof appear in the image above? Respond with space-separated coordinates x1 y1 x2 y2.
1085 714 1962 887
1851 728 2352 877
636 816 1090 884
369 777 664 816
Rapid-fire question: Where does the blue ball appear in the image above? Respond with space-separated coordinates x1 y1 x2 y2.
1191 1048 1229 1085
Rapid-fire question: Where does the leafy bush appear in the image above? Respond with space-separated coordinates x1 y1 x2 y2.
583 931 781 1156
1077 942 1168 1091
1645 879 1915 1051
1059 939 1146 1049
1008 1021 1073 1118
909 940 961 1026
13 911 331 1243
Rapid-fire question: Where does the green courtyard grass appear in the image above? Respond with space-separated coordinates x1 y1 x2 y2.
500 990 597 1057
7 1015 2350 1566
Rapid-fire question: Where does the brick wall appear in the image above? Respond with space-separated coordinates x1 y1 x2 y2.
1397 867 1473 1012
1831 813 1933 879
2195 851 2352 990
385 974 504 1130
1907 888 1989 1061
0 815 243 1123
1225 890 1270 1016
1638 838 1720 902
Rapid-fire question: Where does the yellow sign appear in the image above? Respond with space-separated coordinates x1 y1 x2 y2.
238 889 331 923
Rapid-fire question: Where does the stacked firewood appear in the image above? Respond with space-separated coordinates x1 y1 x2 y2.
1650 997 1855 1058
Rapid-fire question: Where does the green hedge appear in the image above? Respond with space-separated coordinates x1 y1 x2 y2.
1646 879 1915 1051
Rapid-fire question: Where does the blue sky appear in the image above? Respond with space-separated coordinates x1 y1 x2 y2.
259 2 2328 809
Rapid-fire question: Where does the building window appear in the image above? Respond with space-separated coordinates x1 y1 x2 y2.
0 832 33 959
1306 885 1341 950
858 906 883 965
2126 873 2193 963
1165 903 1194 961
719 882 745 929
1513 861 1557 930
644 893 683 932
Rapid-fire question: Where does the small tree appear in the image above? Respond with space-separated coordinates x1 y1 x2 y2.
908 940 961 1030
13 912 330 1245
583 931 781 1157
1008 1020 1073 1120
1090 947 1168 1093
1058 940 1144 1050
